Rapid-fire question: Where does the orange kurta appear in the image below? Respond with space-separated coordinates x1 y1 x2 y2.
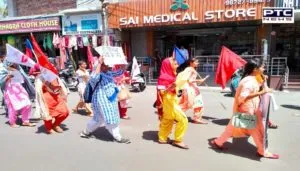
215 76 266 155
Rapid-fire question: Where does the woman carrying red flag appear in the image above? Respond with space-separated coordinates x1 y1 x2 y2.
209 59 279 159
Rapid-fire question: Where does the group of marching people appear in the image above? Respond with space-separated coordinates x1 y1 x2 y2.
0 49 280 159
0 53 70 132
155 56 279 159
0 52 132 143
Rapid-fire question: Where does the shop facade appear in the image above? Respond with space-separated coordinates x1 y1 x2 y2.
108 0 273 81
60 9 123 65
0 16 61 57
272 0 300 72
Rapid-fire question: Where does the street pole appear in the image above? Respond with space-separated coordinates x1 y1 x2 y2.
100 0 109 46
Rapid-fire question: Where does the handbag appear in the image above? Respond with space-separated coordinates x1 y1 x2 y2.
83 77 101 103
232 113 257 129
118 87 131 101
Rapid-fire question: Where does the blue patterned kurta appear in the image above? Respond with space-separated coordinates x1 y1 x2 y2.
91 70 123 125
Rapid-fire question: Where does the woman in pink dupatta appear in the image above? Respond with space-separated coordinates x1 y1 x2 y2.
155 57 177 119
209 59 279 159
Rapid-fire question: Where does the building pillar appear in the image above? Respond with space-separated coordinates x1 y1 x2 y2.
256 24 272 59
146 31 154 57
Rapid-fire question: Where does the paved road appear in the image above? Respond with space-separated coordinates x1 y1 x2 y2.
0 86 299 171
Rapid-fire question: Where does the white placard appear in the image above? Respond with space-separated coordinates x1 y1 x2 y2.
94 46 128 66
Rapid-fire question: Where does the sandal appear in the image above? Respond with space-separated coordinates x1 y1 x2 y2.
72 108 78 114
47 129 55 134
22 122 36 127
158 139 171 144
121 116 131 120
172 142 189 150
193 119 208 124
268 123 278 129
53 126 63 133
257 152 280 159
209 139 227 150
114 138 131 144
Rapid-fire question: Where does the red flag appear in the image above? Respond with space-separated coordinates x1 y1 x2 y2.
25 48 33 59
30 33 58 75
215 46 247 89
87 45 94 70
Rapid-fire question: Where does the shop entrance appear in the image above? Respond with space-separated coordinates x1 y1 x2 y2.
154 26 258 59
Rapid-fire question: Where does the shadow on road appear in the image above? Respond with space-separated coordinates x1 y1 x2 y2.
281 104 300 110
93 128 114 142
208 137 261 161
223 93 233 97
142 130 159 143
212 118 230 126
36 124 69 134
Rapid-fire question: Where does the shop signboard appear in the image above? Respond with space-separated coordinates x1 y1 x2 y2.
110 0 272 28
62 13 102 35
94 46 128 66
0 17 60 34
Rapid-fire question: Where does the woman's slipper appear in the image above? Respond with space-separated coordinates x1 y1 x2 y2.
158 138 172 144
72 109 78 113
209 139 227 150
87 114 94 117
121 116 131 120
158 141 168 144
53 126 63 133
22 122 36 127
257 152 280 159
47 129 55 134
268 123 278 129
172 142 189 150
193 120 208 124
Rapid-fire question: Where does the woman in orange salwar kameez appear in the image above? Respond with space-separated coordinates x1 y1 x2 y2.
209 59 279 159
42 78 69 134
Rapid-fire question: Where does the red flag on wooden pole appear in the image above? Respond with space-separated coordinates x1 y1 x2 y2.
30 33 58 75
215 46 247 89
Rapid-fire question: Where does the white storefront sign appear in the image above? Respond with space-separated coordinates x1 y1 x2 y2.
120 12 198 25
94 46 128 66
205 8 256 20
62 13 102 35
120 8 257 25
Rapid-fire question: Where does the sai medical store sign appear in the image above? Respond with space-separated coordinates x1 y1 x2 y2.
109 0 272 28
